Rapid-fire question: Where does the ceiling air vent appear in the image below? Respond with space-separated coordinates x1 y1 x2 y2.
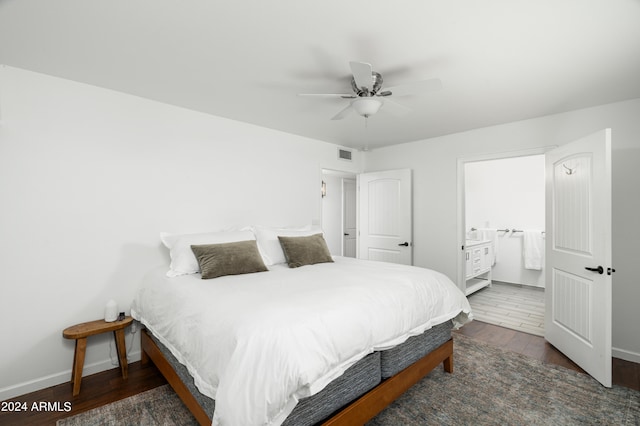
338 149 352 161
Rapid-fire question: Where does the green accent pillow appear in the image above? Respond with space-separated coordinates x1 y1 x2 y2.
278 233 334 268
191 240 268 279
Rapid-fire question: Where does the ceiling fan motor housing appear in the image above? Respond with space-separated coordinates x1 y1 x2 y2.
351 71 383 96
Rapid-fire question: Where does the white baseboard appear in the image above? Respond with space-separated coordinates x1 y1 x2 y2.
0 350 142 401
613 347 640 364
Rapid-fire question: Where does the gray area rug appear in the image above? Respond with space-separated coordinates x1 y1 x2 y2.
369 335 640 425
57 334 640 425
57 385 198 426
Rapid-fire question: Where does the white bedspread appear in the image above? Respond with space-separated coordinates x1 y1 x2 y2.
131 257 472 426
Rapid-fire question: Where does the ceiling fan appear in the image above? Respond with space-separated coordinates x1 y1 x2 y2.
299 61 442 120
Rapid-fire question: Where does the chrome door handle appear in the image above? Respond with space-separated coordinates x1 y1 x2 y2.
585 266 604 274
398 242 409 247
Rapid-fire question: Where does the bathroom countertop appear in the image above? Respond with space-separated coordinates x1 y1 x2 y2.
465 239 491 247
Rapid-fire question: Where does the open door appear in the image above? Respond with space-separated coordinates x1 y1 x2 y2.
342 179 357 257
545 129 612 387
358 169 412 265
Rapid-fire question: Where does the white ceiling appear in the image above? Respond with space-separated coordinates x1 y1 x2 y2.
2 0 640 150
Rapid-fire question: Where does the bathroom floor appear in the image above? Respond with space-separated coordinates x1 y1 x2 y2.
467 281 545 336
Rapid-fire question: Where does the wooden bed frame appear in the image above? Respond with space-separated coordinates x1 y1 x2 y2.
141 329 454 425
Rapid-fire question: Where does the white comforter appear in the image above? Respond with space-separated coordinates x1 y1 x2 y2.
131 257 472 426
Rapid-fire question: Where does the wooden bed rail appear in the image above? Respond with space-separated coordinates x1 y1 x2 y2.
141 329 454 426
321 339 453 425
141 330 211 425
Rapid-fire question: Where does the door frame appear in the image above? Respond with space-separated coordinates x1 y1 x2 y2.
456 147 555 292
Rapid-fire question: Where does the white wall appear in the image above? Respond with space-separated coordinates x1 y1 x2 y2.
465 155 545 287
364 98 640 362
0 66 362 399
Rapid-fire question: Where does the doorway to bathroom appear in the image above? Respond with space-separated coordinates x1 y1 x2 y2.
461 153 546 336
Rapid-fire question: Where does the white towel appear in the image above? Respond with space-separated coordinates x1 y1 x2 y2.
477 228 498 266
523 230 544 270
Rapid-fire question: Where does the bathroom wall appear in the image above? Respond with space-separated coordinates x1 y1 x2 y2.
465 155 545 287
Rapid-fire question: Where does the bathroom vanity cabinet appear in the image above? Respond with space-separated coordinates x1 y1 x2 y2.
465 240 492 295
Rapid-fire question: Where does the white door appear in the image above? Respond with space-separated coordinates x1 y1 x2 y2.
342 179 357 258
358 169 412 265
545 129 612 387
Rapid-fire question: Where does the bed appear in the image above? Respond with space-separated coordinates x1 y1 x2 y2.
131 227 472 425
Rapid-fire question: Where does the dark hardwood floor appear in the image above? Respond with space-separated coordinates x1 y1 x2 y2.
454 320 640 391
0 360 167 426
2 321 638 426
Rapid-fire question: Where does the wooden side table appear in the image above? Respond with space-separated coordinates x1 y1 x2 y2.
63 316 133 396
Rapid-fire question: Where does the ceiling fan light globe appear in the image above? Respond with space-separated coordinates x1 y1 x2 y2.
351 98 383 117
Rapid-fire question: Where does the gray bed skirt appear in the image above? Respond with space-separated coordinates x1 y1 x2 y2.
147 319 453 425
379 321 453 379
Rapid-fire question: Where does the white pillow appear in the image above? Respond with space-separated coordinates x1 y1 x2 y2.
160 230 256 277
251 225 322 266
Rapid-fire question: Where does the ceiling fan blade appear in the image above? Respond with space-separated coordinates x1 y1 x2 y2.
349 61 373 92
330 104 353 120
383 78 442 97
381 99 411 117
298 93 356 98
